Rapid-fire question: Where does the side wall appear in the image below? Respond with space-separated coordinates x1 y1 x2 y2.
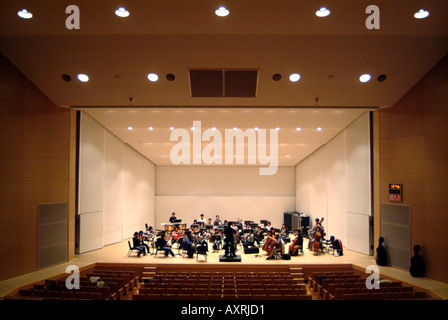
0 54 72 280
378 54 448 282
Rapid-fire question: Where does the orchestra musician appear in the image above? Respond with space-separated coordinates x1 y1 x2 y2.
198 228 210 251
171 227 182 245
289 229 304 256
262 229 275 252
308 218 325 250
255 226 264 246
169 212 177 223
183 230 195 258
138 231 151 254
266 234 282 260
156 231 175 257
211 227 222 251
132 232 147 257
242 229 255 249
198 214 206 226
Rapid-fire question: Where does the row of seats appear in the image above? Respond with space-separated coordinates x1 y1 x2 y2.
5 268 139 301
308 270 427 300
132 292 312 300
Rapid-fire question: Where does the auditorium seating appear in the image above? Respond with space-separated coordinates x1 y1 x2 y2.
135 269 311 300
307 270 428 300
3 267 139 301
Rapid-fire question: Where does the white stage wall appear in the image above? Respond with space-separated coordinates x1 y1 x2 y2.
77 112 155 253
295 112 372 254
155 166 296 228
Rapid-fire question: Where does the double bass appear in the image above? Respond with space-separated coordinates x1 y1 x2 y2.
313 227 322 254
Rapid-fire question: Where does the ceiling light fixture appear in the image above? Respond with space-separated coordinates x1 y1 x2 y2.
296 127 301 131
148 126 153 131
215 6 230 17
77 74 89 82
147 73 159 82
275 127 280 131
359 74 371 83
128 126 133 131
254 127 259 131
414 9 429 19
317 127 322 131
18 9 33 19
316 7 330 17
289 73 301 82
212 127 216 131
115 7 130 17
170 126 174 130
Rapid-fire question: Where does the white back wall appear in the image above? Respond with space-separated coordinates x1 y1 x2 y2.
155 166 295 229
77 112 155 253
295 112 372 255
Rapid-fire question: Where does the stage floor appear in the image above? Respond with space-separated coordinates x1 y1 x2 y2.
1 238 447 299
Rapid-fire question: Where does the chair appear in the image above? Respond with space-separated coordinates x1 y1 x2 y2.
323 236 335 253
196 244 208 262
154 238 166 257
127 241 141 257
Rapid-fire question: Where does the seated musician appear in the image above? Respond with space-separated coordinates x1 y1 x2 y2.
156 231 175 257
243 229 255 249
138 231 151 254
169 212 177 223
289 229 304 256
171 227 182 245
206 218 213 228
132 232 146 257
183 230 195 258
266 234 282 260
214 215 222 226
198 214 206 226
198 228 210 251
211 227 222 250
254 226 264 245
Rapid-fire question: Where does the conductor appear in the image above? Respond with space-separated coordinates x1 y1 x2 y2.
223 221 237 258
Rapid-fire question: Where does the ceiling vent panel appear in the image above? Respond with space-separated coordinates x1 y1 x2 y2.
189 69 258 98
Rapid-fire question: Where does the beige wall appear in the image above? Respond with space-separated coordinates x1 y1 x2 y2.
0 54 72 280
155 166 295 228
378 54 448 283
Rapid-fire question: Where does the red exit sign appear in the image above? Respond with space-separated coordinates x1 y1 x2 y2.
389 184 402 202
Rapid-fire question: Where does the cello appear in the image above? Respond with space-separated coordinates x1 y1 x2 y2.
262 231 274 251
289 233 300 255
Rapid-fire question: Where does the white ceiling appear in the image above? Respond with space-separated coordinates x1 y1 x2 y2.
0 0 447 166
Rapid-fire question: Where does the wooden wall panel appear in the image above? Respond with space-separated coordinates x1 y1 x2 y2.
378 54 448 283
0 53 71 281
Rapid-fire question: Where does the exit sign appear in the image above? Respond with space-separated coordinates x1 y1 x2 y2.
389 184 402 202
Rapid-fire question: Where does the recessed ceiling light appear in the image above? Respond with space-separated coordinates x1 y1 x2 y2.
148 126 153 131
115 7 130 17
317 127 322 131
18 9 33 19
359 74 371 83
77 74 89 82
254 127 259 131
166 73 176 81
61 74 71 82
191 127 195 131
233 127 237 131
286 155 290 158
316 7 330 17
147 73 159 82
215 6 230 17
296 127 301 131
414 9 429 19
272 74 282 81
289 73 301 82
128 126 133 131
275 127 280 131
212 127 217 131
170 127 174 130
